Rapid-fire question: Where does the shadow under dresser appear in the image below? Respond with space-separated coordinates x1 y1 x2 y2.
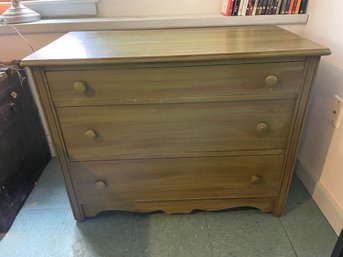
21 26 330 221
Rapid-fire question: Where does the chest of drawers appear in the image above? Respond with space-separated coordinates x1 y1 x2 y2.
22 26 330 221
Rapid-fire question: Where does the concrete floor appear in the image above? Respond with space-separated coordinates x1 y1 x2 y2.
0 158 338 257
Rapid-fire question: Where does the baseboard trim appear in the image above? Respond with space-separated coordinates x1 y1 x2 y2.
295 159 343 235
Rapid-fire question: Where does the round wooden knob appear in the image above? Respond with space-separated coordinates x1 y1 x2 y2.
84 129 97 139
95 180 106 190
73 81 88 94
256 122 269 133
265 75 279 87
250 175 262 185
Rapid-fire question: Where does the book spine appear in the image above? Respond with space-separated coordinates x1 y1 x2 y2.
248 0 256 15
242 0 250 15
291 0 298 14
238 0 245 15
276 0 283 14
284 0 291 14
273 0 280 14
230 0 237 15
245 0 251 15
252 0 259 15
280 0 287 14
263 0 270 15
257 0 266 15
299 0 308 14
222 0 235 16
265 0 272 14
295 0 302 14
221 0 228 15
245 0 252 15
232 0 241 15
243 0 252 16
288 0 295 14
269 0 275 14
270 0 277 14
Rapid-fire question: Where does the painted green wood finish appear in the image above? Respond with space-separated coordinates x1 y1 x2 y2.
21 26 330 221
21 26 330 66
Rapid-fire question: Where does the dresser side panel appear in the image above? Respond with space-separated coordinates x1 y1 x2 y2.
30 68 84 221
273 56 321 216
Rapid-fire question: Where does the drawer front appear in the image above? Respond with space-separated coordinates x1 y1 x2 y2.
46 62 304 106
58 100 295 161
70 155 284 205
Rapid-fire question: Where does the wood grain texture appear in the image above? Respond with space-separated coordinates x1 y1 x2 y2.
21 26 330 67
273 56 321 216
30 68 84 221
46 62 304 106
22 26 330 220
70 155 284 207
57 100 295 161
81 197 276 217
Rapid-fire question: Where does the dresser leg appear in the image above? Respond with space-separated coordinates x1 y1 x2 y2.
71 205 85 222
272 208 282 217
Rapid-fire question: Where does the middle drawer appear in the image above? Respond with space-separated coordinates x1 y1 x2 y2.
57 100 295 161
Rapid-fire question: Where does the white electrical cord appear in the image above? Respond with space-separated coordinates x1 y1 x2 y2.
0 21 35 53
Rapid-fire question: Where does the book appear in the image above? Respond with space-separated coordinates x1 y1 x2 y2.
284 0 292 14
221 0 235 16
263 0 270 15
238 0 245 15
291 0 299 14
238 0 249 15
268 0 274 14
294 0 302 14
288 0 295 14
245 0 255 15
257 0 266 15
232 0 241 15
299 0 308 14
273 0 281 14
265 0 273 15
276 0 283 14
252 0 260 15
270 0 277 14
245 0 251 15
243 0 250 15
280 0 288 14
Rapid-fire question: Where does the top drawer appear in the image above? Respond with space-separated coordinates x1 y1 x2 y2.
46 62 304 106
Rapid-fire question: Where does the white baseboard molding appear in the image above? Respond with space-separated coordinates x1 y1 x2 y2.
295 159 343 235
25 68 56 157
48 143 56 157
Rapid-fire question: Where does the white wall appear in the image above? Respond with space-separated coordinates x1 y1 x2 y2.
289 0 343 235
1 33 63 61
1 33 64 155
97 0 222 17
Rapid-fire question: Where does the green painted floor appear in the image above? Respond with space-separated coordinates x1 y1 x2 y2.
0 159 338 257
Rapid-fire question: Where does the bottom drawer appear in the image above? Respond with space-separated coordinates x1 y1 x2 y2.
70 155 284 210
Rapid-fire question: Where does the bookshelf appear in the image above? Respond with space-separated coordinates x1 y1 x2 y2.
221 0 308 16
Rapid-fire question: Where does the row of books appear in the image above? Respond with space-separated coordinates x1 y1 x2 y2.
221 0 308 16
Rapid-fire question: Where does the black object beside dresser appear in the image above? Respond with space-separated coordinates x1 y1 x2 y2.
0 63 50 232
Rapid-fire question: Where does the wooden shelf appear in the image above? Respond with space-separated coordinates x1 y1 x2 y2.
217 14 308 26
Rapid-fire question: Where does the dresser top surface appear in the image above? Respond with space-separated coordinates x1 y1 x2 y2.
21 26 330 66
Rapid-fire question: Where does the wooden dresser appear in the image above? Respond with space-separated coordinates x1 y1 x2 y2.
21 26 330 221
